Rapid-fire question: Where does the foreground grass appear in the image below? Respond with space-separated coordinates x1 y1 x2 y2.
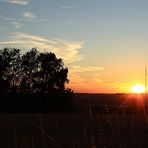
0 112 148 148
1 94 148 148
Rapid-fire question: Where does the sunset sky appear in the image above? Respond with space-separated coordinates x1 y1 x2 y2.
0 0 148 93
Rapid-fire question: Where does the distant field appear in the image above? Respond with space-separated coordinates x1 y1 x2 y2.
73 93 148 114
1 93 148 148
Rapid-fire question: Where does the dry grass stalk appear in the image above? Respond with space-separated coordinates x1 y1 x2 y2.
89 97 96 148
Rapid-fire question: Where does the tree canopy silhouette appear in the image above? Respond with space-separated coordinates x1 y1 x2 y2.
0 48 73 112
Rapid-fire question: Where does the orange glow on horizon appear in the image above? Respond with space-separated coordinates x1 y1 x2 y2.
66 74 146 93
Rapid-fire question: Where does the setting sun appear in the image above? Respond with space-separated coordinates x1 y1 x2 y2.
131 84 145 93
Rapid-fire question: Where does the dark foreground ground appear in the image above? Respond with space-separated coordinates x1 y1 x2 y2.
1 93 148 148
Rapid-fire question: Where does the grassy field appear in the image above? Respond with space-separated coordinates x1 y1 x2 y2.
1 94 148 148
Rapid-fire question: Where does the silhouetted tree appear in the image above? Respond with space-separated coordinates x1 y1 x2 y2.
0 48 73 112
34 52 69 94
20 48 39 94
20 49 69 95
0 48 21 95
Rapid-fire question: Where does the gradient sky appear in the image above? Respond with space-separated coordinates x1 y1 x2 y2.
0 0 148 93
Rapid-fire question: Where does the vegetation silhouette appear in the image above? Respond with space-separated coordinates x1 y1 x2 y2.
0 48 73 113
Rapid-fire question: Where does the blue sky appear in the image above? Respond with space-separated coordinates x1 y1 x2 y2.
0 0 148 93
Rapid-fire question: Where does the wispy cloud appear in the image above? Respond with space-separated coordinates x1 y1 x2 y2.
66 65 104 92
67 72 104 93
0 15 46 23
22 11 36 20
0 32 84 63
10 21 23 29
0 15 16 21
0 15 24 29
2 0 28 5
70 65 104 73
69 65 104 83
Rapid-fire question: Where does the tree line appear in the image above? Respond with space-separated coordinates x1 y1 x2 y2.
0 48 73 112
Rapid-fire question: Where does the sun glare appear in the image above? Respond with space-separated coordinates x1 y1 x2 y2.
131 84 145 93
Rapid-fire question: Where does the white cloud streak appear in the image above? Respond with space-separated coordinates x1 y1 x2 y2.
0 32 84 63
10 21 23 29
3 0 28 5
22 12 36 20
70 65 104 73
0 16 46 23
